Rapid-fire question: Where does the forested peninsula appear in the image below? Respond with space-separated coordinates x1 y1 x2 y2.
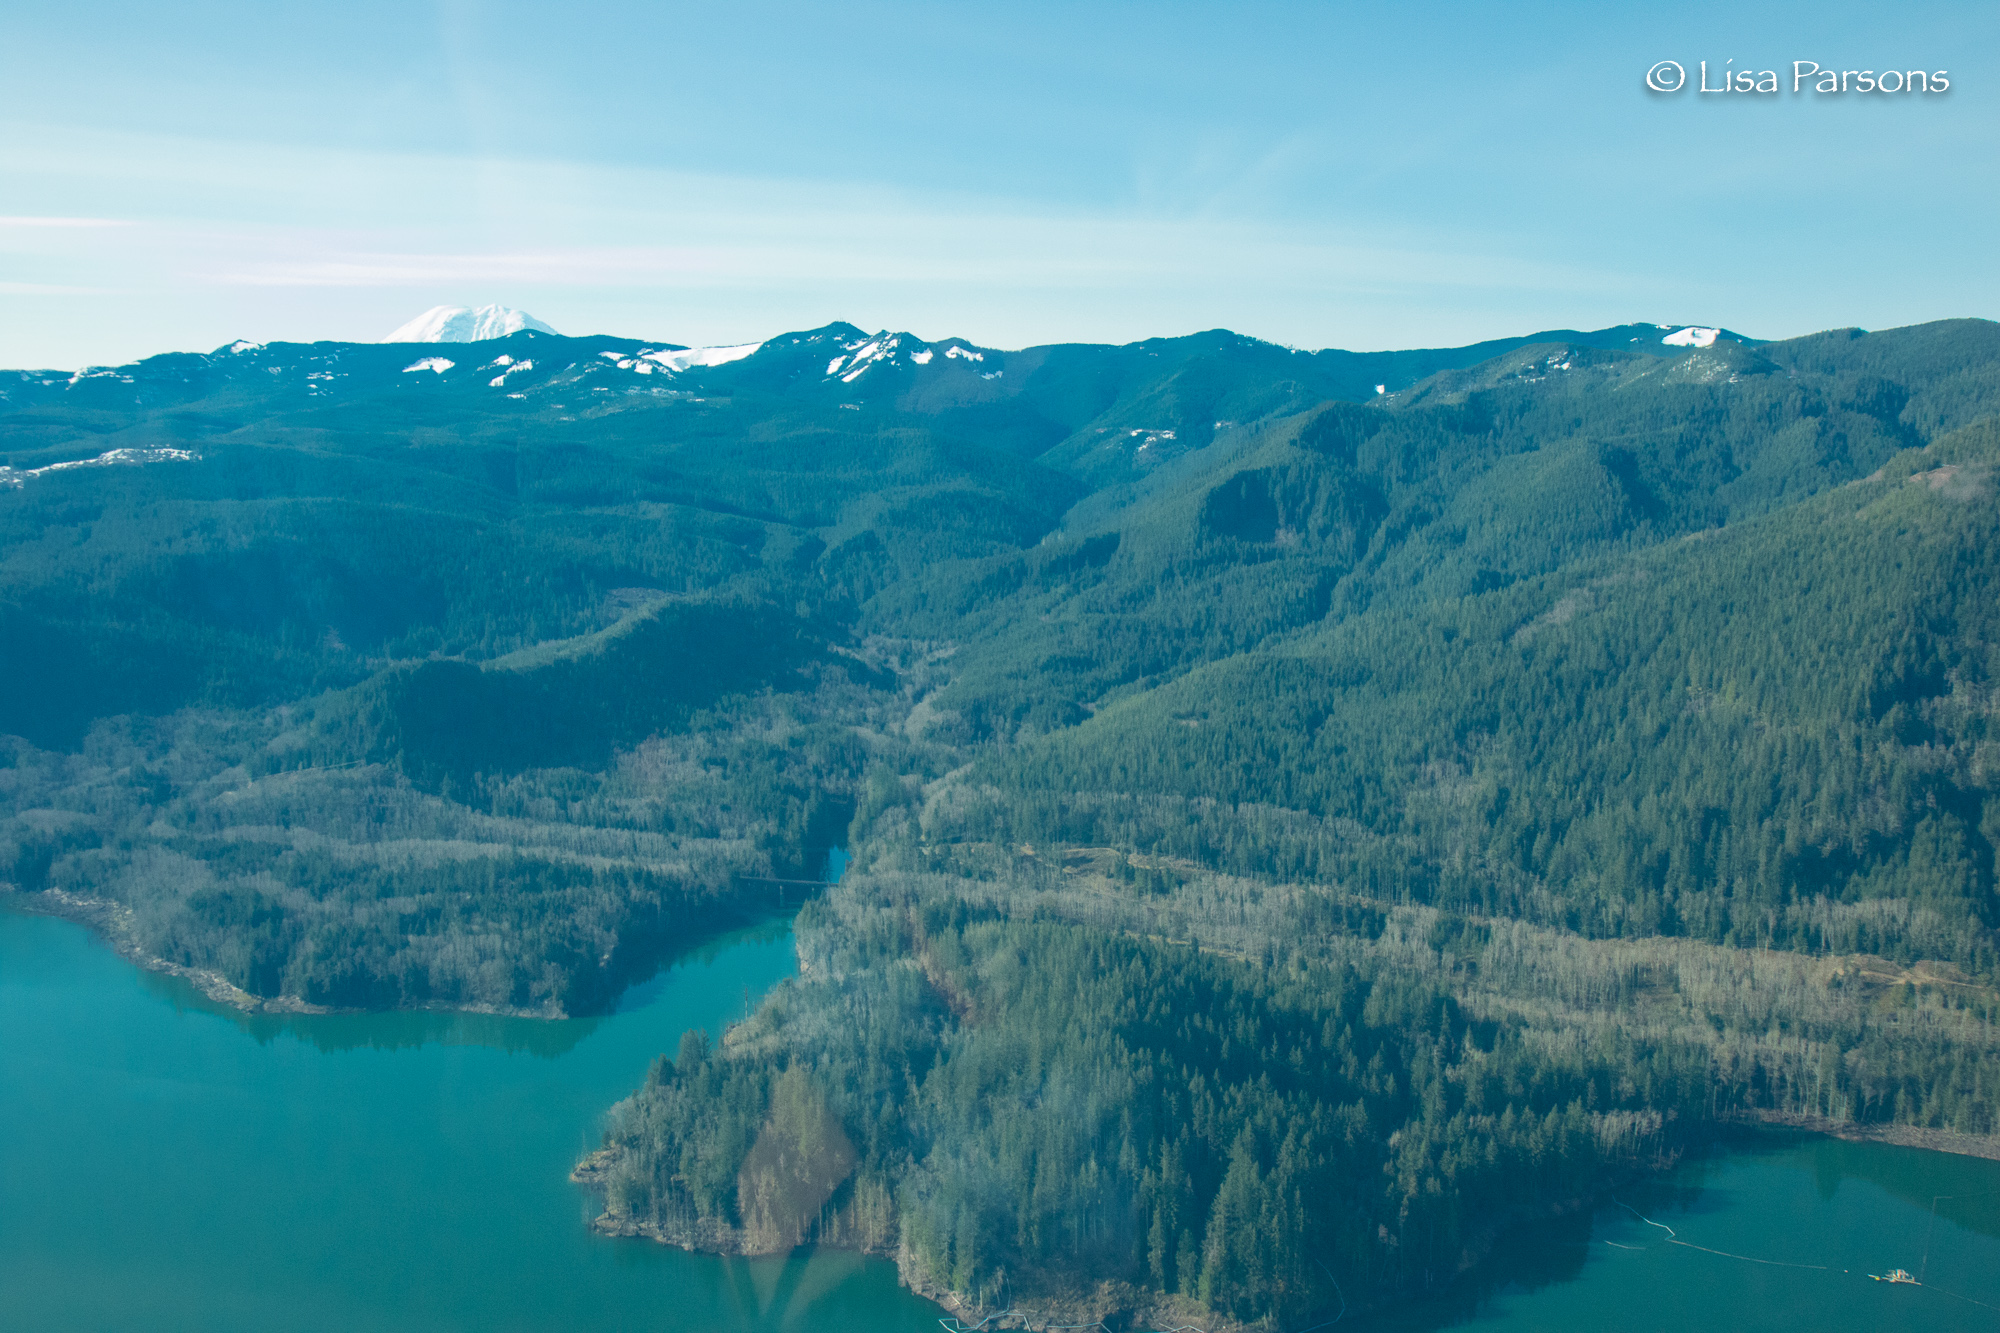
5 317 1999 1327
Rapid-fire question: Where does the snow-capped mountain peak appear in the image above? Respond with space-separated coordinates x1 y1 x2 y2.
383 305 559 343
1660 326 1721 348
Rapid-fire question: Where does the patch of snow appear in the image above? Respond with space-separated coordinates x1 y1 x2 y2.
227 340 264 354
1662 327 1719 348
982 370 1003 380
944 345 985 362
1375 384 1386 395
383 305 558 343
822 333 920 378
641 342 762 373
489 355 514 366
402 357 454 374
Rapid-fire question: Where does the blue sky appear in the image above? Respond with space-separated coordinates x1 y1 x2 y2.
3 0 1994 366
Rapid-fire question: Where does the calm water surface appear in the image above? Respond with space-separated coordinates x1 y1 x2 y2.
4 908 1998 1333
0 910 942 1333
1358 1132 2000 1332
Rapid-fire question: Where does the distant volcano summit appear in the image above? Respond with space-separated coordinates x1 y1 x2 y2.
382 305 559 343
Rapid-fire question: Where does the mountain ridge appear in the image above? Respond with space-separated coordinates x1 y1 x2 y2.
1 318 1760 391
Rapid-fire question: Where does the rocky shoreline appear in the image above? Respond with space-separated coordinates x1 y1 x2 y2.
3 886 323 1013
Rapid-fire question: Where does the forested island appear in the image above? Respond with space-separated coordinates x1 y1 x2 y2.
4 317 1999 1328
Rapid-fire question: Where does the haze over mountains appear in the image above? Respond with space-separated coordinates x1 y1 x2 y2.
2 308 1997 1329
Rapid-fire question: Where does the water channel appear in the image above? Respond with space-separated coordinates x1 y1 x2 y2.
3 907 1997 1332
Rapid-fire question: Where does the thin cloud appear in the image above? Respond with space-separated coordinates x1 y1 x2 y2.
214 248 720 288
201 221 1623 298
0 216 134 228
3 123 1639 314
0 281 122 294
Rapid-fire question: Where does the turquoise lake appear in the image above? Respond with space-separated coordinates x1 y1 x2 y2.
3 907 1998 1332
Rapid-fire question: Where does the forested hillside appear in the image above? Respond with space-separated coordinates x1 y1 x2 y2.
5 316 2000 1325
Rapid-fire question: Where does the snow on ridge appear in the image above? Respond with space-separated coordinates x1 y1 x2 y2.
66 366 135 387
642 342 762 373
383 305 559 343
818 331 979 382
0 447 200 490
402 357 455 374
1662 327 1720 348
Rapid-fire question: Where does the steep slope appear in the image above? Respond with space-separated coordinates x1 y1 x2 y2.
964 418 2000 958
882 319 2000 739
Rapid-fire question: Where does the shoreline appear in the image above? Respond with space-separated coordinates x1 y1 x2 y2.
1 888 566 1020
4 887 805 1022
568 1144 1665 1333
572 1116 2000 1331
1728 1109 2000 1162
572 1143 1239 1333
